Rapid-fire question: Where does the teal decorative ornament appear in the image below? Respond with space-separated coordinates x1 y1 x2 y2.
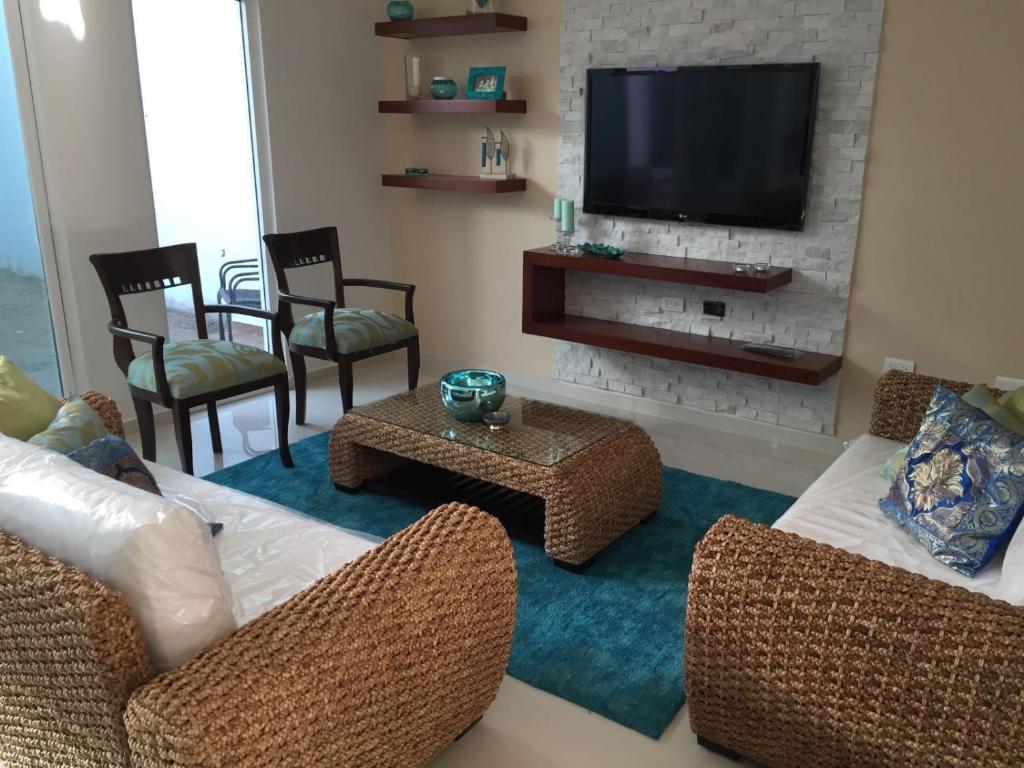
581 242 626 259
430 77 458 100
386 1 414 21
440 370 506 422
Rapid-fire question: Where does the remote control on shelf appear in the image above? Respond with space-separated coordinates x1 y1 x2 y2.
742 343 804 360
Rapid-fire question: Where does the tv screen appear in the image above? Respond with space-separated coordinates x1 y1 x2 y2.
584 63 820 231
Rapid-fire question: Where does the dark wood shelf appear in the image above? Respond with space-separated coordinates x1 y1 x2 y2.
382 174 526 193
524 247 792 293
376 12 528 39
379 99 528 114
522 248 841 385
526 315 842 386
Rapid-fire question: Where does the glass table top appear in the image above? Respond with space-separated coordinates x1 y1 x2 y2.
350 385 629 467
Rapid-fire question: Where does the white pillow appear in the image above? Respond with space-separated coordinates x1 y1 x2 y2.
0 436 236 670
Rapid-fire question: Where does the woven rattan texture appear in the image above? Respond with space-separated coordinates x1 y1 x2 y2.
686 516 1024 768
868 371 979 443
352 389 627 466
125 503 517 768
80 391 127 438
330 413 662 565
0 530 154 768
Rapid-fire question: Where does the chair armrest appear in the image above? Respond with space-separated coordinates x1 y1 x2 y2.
79 392 126 438
201 303 275 323
685 516 1024 768
124 503 517 767
278 292 337 351
201 305 283 358
342 279 416 323
107 322 170 402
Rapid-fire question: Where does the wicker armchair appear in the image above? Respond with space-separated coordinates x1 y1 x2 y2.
0 395 517 768
685 371 1024 768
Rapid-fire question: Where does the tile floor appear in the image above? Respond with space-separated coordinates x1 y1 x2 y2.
127 354 829 767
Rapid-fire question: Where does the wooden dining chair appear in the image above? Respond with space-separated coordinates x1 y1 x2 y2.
263 227 419 423
90 243 293 475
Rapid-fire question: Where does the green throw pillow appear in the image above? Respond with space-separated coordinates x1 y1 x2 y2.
881 384 1024 482
0 355 60 440
998 384 1024 425
28 398 108 454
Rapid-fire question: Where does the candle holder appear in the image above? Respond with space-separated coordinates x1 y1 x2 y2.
556 228 577 255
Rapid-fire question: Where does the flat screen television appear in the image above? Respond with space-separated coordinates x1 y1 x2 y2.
584 63 820 231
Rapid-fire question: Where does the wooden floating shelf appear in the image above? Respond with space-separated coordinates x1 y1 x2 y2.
379 99 528 114
526 315 842 386
382 174 527 193
524 247 792 293
522 248 841 385
376 12 528 40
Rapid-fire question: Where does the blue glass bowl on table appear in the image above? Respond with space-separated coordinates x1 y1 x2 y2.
440 370 506 422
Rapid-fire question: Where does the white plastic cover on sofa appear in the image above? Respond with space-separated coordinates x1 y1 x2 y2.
148 462 379 625
774 434 1024 607
0 435 236 670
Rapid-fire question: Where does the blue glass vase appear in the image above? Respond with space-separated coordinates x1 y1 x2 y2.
386 1 414 21
430 77 458 100
440 370 506 422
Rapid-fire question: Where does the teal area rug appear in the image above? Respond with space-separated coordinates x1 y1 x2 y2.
206 433 794 739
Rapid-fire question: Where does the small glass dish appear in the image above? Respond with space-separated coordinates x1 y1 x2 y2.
482 411 511 431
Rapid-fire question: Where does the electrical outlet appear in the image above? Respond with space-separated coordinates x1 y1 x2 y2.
884 358 916 374
995 376 1024 391
703 301 726 319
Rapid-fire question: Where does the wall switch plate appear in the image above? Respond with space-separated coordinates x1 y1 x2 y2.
995 376 1024 392
884 357 916 373
703 301 726 318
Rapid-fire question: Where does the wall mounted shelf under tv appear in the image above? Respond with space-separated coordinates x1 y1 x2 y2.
375 13 528 40
522 247 841 385
382 174 526 193
378 99 527 114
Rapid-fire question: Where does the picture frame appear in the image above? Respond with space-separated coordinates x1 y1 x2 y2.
466 66 506 101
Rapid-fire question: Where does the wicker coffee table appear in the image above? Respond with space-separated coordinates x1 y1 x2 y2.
328 386 662 569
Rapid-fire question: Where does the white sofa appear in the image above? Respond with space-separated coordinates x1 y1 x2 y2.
0 393 517 768
775 433 1024 606
684 371 1024 768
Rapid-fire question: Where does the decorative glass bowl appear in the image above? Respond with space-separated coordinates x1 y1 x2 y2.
387 1 415 21
430 77 458 100
581 242 625 259
440 370 506 422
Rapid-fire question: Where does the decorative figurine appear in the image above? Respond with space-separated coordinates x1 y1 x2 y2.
480 128 514 180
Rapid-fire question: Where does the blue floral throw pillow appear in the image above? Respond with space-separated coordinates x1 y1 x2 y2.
880 386 1024 577
67 435 162 496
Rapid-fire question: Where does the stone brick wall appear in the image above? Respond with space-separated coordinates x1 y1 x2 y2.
556 0 884 434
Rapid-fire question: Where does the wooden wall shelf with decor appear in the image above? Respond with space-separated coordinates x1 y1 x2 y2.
378 99 528 114
522 247 841 385
376 13 528 40
382 174 526 193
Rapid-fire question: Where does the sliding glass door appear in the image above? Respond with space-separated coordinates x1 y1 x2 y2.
0 4 62 395
132 0 268 349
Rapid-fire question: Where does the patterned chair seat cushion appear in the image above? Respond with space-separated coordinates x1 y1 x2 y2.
128 340 286 399
290 308 418 354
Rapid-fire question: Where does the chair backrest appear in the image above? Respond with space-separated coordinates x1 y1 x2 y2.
0 528 154 767
263 227 345 330
90 244 205 376
868 370 1003 443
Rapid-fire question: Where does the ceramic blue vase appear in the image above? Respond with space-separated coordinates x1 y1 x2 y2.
430 77 458 100
440 370 506 422
386 1 414 21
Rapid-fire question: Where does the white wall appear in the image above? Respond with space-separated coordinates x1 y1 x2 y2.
254 0 396 355
18 0 164 405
